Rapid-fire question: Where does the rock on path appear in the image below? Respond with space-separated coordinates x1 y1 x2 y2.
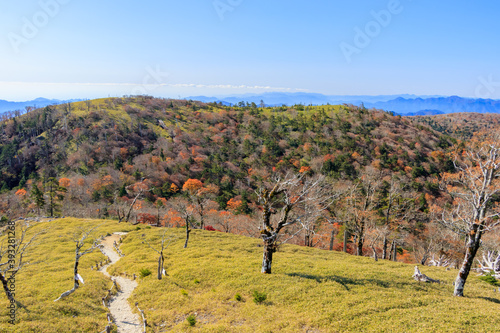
99 233 142 333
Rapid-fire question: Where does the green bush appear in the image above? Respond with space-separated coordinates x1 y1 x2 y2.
479 273 500 286
181 289 188 296
139 268 152 278
186 314 196 326
252 290 267 304
235 293 243 302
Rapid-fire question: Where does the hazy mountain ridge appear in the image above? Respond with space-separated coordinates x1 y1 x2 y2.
186 93 500 115
0 98 81 114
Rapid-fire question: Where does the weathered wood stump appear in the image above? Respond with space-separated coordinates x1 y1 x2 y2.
413 266 440 283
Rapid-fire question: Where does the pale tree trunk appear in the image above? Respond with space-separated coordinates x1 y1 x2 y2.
157 252 164 280
371 245 378 261
329 227 336 251
392 241 397 262
343 230 348 253
304 234 310 247
454 229 483 296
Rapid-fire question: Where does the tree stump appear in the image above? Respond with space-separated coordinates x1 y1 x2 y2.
413 266 440 283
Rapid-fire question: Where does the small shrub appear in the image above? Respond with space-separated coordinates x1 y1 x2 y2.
139 268 152 278
235 293 243 301
479 273 500 286
252 290 267 304
135 226 141 230
204 225 216 231
193 279 200 284
181 289 188 296
186 314 196 326
145 226 151 229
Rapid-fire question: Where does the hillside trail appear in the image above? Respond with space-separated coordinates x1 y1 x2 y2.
99 233 142 333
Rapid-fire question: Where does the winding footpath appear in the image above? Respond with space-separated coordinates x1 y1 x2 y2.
99 233 142 333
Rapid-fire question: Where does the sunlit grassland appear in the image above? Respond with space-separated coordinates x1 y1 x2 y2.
1 218 499 332
0 218 135 333
114 227 500 332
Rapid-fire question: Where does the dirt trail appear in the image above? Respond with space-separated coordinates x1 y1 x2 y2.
99 233 142 333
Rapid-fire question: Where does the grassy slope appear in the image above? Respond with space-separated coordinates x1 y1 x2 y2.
2 219 500 332
0 218 136 333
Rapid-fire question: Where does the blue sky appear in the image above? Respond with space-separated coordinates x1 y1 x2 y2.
1 0 500 101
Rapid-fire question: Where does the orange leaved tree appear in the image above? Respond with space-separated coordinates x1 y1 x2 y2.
182 179 218 230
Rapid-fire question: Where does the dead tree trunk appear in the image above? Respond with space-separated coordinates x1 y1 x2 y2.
184 220 191 249
142 230 172 280
391 240 397 262
372 245 378 261
329 227 336 251
125 189 143 223
356 233 364 256
0 272 15 304
343 230 348 253
157 251 164 280
261 239 275 274
413 266 440 283
454 232 482 296
55 226 101 301
382 236 388 260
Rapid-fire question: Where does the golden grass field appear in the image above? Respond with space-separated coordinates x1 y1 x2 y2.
1 218 500 332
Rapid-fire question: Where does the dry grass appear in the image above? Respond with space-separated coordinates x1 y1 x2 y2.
1 218 499 332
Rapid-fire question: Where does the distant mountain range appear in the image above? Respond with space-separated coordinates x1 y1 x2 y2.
0 98 81 115
2 93 500 116
186 93 500 115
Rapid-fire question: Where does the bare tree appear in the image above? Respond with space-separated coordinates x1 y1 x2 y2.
55 225 103 301
299 186 341 247
0 220 45 305
476 251 500 279
439 135 500 296
342 168 381 256
256 173 334 274
141 230 175 280
169 198 195 248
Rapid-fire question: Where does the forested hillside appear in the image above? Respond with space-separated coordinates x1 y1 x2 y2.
412 112 500 139
0 97 498 269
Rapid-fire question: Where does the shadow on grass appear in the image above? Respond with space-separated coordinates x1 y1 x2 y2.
476 296 500 304
286 273 394 291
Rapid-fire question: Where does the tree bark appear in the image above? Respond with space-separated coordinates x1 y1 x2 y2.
0 272 15 303
356 234 364 256
343 230 348 253
261 240 274 274
382 236 388 260
55 251 81 301
371 245 378 261
184 223 190 249
157 252 164 280
454 232 482 296
329 227 336 251
392 241 397 262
